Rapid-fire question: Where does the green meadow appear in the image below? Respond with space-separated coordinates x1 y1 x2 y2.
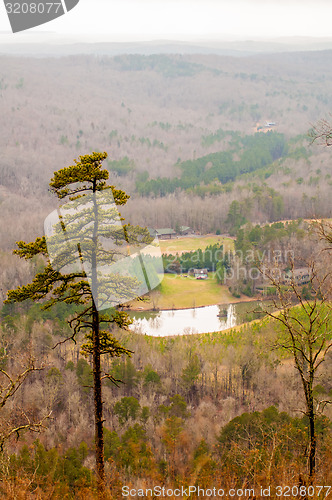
159 235 234 254
131 273 240 310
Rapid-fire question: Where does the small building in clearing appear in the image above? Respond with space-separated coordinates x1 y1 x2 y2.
147 227 157 237
155 228 176 239
193 268 208 279
179 225 193 235
283 267 311 285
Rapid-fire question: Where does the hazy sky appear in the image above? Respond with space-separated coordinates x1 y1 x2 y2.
1 0 332 40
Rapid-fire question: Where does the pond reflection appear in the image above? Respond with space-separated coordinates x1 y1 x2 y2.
129 301 264 337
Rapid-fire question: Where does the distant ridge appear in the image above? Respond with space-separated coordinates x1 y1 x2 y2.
1 36 332 57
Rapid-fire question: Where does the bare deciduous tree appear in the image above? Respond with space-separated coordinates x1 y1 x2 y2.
260 247 331 482
310 115 332 146
0 350 51 452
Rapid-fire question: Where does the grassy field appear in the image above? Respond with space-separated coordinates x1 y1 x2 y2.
130 273 238 310
159 235 234 255
129 235 240 310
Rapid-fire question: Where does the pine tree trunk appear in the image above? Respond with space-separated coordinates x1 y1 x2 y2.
91 180 106 496
92 301 106 496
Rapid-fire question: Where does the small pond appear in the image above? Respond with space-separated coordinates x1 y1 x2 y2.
128 300 268 336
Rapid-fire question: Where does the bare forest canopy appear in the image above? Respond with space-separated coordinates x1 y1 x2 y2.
0 51 331 252
1 300 332 495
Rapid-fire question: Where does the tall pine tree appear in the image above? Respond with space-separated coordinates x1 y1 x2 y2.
6 152 153 496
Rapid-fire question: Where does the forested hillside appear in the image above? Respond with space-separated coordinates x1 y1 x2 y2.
0 51 332 251
1 296 332 497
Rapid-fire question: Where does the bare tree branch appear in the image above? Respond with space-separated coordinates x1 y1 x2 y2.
0 411 52 452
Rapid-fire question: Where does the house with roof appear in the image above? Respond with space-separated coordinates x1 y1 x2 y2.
257 267 311 294
155 228 176 239
283 267 311 285
178 225 194 235
193 268 208 279
147 227 157 237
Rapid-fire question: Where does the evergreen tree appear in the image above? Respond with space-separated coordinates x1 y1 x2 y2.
6 152 152 497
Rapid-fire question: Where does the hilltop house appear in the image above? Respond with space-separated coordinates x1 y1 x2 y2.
256 266 311 294
283 267 311 285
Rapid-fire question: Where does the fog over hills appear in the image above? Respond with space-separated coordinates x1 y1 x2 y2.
1 32 332 56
